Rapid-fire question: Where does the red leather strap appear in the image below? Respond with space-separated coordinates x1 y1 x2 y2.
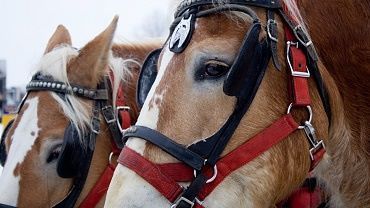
116 85 131 129
118 115 299 206
118 147 184 202
285 27 311 106
198 114 299 200
79 165 115 208
108 70 131 130
310 148 325 171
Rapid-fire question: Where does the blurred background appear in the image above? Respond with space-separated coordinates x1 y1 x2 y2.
0 0 176 172
0 0 174 119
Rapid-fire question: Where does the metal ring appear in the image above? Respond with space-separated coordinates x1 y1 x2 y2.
193 164 218 184
286 103 312 129
109 152 114 165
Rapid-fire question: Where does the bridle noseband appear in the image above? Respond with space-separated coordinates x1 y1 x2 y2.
120 1 331 208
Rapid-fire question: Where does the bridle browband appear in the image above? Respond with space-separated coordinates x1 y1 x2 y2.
0 72 129 208
119 1 330 208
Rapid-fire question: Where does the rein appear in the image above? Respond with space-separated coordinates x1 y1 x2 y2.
119 0 329 208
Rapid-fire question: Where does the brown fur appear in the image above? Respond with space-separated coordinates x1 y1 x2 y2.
44 25 72 54
297 1 370 206
141 7 330 207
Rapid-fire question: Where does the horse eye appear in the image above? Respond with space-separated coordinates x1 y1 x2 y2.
203 61 230 78
47 145 62 163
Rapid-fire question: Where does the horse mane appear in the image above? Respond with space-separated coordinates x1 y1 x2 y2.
35 44 139 141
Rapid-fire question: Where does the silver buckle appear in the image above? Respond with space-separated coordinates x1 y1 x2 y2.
267 19 278 42
303 121 326 160
171 197 195 208
286 41 310 78
293 25 313 47
102 106 117 124
116 106 131 132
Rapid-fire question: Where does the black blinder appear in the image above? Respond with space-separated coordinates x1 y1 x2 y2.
136 48 162 108
57 123 88 178
223 21 270 98
0 119 15 166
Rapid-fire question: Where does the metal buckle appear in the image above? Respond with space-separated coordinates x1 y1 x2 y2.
116 106 131 132
303 121 326 160
267 19 278 42
293 25 313 47
90 107 101 134
171 197 195 208
287 103 312 129
102 106 117 124
286 41 310 78
286 41 311 78
193 164 218 184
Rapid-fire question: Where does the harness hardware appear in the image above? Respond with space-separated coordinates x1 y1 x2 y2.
116 106 131 133
171 196 196 208
293 25 313 47
193 165 218 184
267 19 278 42
287 41 310 78
303 121 326 160
286 103 312 129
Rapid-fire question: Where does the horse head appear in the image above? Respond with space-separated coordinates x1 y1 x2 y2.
0 17 161 207
106 1 332 207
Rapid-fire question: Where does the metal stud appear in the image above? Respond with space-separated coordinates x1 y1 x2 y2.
73 87 78 93
51 83 56 88
43 82 47 87
89 91 95 97
78 88 83 94
61 84 66 90
47 82 51 87
83 89 89 96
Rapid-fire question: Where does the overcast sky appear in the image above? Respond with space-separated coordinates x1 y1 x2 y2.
0 0 175 88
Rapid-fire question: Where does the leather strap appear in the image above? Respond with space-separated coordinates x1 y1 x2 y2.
123 126 206 170
175 0 281 18
79 165 115 208
286 27 311 106
267 10 281 70
118 147 184 202
118 114 299 207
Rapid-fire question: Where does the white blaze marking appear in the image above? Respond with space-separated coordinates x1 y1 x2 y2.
126 47 174 155
106 47 175 207
0 97 40 206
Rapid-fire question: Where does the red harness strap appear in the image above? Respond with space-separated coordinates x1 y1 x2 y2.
118 114 299 207
79 165 115 208
79 72 130 208
116 84 131 130
286 27 311 107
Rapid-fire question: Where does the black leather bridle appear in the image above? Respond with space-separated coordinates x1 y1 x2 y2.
122 0 331 208
0 73 124 208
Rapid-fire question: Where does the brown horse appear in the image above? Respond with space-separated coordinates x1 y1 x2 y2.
0 18 160 207
105 0 369 207
297 1 370 206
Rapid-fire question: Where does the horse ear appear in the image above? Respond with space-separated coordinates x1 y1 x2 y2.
67 16 118 88
44 25 72 54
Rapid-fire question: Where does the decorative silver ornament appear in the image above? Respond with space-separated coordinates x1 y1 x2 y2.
169 14 193 50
